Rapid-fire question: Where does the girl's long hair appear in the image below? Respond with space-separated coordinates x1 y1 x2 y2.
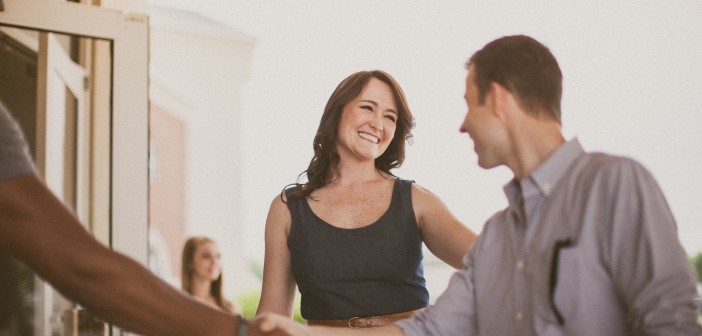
181 236 234 313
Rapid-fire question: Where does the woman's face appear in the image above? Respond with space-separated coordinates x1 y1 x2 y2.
191 241 221 282
335 78 398 163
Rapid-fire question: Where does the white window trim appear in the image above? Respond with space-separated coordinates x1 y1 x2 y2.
0 0 149 264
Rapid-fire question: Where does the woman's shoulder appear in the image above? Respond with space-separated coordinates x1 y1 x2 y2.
270 184 303 205
407 181 446 211
266 188 293 232
268 186 295 213
405 180 434 198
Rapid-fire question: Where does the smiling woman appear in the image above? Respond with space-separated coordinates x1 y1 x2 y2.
337 78 398 158
291 70 414 200
255 70 477 328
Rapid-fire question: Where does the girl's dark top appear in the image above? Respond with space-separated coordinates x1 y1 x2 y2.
286 178 429 320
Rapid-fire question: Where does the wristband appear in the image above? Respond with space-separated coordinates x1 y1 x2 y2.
236 315 248 336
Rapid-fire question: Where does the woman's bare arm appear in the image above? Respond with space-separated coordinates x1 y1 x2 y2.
411 184 476 269
256 194 297 317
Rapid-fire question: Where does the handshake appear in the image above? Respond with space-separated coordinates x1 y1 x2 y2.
247 313 313 336
248 313 393 336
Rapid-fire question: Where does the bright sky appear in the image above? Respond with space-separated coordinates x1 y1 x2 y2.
146 0 702 260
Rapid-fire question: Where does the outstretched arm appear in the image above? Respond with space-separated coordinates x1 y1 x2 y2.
0 174 245 336
412 184 477 268
603 161 702 334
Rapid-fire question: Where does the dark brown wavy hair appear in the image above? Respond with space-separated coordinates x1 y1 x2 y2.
286 70 415 201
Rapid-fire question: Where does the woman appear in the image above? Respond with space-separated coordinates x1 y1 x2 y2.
181 236 238 314
256 70 476 328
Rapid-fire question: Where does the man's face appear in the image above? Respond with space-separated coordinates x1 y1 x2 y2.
459 67 508 169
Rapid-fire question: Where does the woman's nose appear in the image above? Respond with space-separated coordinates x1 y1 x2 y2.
369 115 384 131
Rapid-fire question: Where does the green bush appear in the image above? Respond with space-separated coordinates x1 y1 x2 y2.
237 260 304 323
236 289 304 323
691 252 702 283
691 253 702 321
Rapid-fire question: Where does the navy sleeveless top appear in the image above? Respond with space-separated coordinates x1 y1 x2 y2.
286 178 429 320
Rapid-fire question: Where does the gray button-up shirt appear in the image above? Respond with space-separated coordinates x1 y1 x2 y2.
397 138 702 335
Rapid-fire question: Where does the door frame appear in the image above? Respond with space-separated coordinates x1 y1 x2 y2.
0 0 149 263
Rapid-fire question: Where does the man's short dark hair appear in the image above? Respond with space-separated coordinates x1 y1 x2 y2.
467 35 563 123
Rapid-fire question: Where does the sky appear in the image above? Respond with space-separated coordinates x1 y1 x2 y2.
145 0 702 263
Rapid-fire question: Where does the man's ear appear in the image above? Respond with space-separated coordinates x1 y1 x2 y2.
490 82 509 121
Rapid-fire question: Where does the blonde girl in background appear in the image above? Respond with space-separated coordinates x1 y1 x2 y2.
181 236 238 314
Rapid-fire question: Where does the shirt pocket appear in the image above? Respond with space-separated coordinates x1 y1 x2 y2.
532 245 582 335
552 246 580 323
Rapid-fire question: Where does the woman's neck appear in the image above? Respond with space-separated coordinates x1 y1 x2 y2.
190 277 213 300
332 159 388 186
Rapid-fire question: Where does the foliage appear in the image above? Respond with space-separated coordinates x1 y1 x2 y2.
690 253 702 321
236 289 304 323
690 252 702 283
236 260 304 323
249 261 264 281
0 256 33 336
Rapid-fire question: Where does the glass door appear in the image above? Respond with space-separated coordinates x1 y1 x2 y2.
0 0 148 334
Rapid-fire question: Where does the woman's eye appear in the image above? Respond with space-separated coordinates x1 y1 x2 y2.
385 115 397 123
360 105 373 111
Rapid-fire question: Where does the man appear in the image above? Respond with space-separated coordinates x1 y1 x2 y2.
0 100 263 335
258 35 702 335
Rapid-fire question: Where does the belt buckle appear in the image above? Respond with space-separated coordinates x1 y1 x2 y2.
347 316 373 328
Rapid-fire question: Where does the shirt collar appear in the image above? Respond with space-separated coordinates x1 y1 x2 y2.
503 138 585 207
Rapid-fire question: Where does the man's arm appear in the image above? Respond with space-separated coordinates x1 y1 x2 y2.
604 160 702 334
0 174 245 336
394 249 478 336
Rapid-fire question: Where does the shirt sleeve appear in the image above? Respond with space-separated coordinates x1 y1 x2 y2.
395 247 478 336
0 101 35 181
603 158 702 334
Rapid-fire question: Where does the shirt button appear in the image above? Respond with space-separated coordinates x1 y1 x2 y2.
516 311 523 321
516 260 524 270
543 182 551 193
